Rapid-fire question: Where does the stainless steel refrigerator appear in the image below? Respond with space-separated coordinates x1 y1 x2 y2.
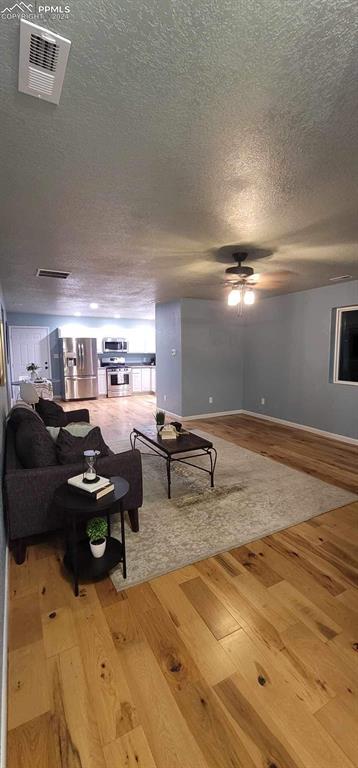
60 337 98 400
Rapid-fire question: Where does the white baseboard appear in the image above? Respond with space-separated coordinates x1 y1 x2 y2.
1 546 9 768
168 406 358 446
241 409 358 446
169 409 244 421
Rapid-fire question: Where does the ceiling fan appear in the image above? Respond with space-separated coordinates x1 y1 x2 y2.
225 252 259 308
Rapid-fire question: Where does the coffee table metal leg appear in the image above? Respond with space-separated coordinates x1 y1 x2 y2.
209 447 217 488
120 501 127 579
166 457 171 499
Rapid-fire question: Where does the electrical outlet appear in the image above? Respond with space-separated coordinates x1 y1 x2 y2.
163 394 167 401
260 397 266 406
209 396 213 404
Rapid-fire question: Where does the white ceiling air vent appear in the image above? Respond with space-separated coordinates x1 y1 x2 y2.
36 268 71 279
18 19 71 105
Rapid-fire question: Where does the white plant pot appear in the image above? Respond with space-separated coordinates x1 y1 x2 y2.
90 538 106 558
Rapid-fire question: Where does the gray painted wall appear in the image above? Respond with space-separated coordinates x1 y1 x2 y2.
0 284 9 767
243 280 358 439
155 302 182 415
156 299 244 418
181 299 244 417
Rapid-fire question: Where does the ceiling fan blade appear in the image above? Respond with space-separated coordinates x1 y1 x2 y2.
212 244 275 264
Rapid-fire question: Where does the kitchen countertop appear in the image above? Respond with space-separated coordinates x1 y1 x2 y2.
98 364 156 370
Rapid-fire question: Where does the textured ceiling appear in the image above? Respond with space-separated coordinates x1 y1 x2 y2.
1 0 358 318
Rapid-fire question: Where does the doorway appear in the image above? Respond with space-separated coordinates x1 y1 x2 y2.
9 325 51 398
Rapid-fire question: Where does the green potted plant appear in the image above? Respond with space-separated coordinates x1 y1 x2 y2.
26 362 40 382
155 409 165 434
86 516 108 558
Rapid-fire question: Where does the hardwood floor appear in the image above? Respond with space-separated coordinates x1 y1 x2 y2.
7 396 358 767
189 413 358 494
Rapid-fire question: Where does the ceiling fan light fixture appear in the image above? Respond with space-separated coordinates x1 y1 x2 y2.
228 288 241 306
244 289 255 305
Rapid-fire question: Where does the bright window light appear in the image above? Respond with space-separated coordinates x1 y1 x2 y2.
90 302 98 309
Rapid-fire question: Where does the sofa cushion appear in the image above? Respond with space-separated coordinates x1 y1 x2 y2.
56 426 111 465
35 398 67 427
7 402 44 429
46 423 95 441
15 418 58 468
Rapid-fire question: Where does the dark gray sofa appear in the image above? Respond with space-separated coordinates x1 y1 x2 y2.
4 405 142 564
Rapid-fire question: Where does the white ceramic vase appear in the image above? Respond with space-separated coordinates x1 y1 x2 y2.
90 538 106 558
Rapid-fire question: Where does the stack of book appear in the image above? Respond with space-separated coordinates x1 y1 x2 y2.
67 474 114 500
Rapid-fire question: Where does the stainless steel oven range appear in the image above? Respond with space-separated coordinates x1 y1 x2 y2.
106 367 132 397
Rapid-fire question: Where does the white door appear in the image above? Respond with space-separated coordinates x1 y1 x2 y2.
9 326 52 388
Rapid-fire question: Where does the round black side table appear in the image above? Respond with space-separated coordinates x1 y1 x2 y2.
54 475 129 596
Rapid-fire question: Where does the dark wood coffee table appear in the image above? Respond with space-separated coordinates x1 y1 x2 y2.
130 427 217 499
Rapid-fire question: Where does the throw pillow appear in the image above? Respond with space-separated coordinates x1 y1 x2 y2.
35 397 67 427
46 426 60 441
64 422 97 438
15 418 58 468
56 426 111 465
46 422 95 442
7 403 44 428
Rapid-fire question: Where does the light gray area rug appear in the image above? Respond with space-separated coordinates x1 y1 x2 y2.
110 431 357 591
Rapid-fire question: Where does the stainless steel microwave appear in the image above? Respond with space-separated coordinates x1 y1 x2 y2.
102 338 128 353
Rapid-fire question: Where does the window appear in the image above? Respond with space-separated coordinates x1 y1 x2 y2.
334 306 358 385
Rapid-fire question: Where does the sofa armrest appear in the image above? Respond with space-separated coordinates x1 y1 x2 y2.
65 408 90 424
4 449 142 540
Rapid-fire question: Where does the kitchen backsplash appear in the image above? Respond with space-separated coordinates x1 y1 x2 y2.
98 352 156 366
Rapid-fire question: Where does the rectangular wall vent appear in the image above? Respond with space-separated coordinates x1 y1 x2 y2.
36 268 71 279
19 19 71 105
28 67 55 97
29 33 59 71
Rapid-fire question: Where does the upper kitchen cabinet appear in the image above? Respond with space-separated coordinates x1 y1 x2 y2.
95 332 103 353
58 321 155 355
126 325 156 353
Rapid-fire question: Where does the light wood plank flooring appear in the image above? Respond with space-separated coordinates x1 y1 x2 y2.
7 396 358 767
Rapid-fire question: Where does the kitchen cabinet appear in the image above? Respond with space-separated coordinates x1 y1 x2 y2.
141 368 151 391
144 327 156 353
96 333 103 354
131 368 142 393
130 366 156 393
150 367 156 393
126 327 156 354
97 368 107 396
